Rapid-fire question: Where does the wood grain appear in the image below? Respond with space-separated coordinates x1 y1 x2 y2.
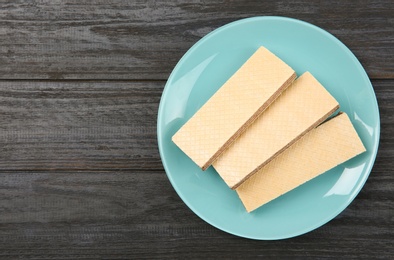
0 0 393 80
0 81 163 171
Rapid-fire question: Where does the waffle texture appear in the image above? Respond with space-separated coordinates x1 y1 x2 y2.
213 72 339 189
236 112 366 212
172 46 296 170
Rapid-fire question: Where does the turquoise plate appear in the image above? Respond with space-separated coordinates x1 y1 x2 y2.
157 16 380 240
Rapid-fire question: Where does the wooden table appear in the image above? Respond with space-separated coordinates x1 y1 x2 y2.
0 1 392 258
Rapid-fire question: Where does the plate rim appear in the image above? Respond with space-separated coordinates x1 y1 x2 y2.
157 16 380 240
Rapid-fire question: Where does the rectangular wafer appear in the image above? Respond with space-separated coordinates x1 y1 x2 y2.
235 112 366 212
172 46 296 170
213 72 339 189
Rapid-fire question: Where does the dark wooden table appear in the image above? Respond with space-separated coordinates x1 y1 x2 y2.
0 1 393 258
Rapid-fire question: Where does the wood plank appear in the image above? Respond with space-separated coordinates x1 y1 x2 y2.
0 167 391 258
0 79 391 172
0 80 163 171
0 1 392 80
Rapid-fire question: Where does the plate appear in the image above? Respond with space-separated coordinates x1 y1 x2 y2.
157 16 380 240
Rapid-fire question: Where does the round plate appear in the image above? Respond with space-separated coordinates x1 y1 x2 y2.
157 16 380 240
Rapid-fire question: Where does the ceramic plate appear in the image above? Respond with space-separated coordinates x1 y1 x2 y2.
157 16 380 240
